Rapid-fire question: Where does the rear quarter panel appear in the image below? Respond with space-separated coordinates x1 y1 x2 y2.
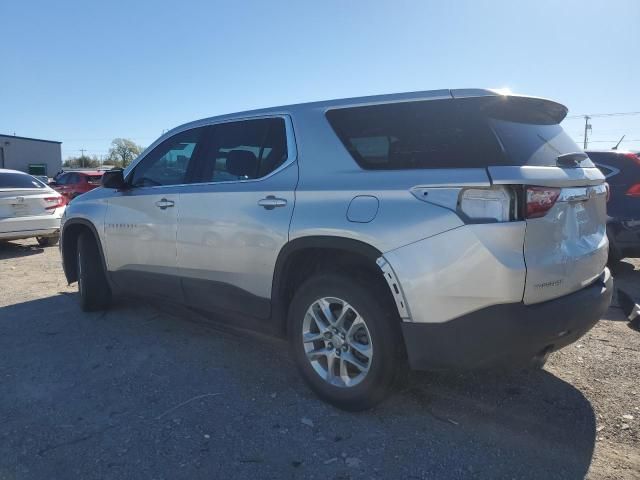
288 106 485 253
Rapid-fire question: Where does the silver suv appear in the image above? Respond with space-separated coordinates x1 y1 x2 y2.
60 89 613 410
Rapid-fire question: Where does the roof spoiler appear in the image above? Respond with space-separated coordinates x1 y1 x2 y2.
450 89 569 124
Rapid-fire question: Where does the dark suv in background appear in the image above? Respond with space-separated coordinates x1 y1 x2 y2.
587 150 640 262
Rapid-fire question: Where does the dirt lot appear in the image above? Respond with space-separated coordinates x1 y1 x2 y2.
0 239 638 479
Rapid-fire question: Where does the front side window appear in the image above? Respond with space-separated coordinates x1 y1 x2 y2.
130 127 206 187
195 118 288 183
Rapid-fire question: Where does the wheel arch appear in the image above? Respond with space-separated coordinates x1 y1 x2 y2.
61 219 108 284
271 235 405 335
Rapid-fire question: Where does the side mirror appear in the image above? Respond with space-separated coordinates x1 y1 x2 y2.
102 169 127 189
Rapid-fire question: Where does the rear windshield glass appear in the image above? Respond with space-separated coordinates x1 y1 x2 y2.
0 172 46 189
490 120 593 167
326 98 590 169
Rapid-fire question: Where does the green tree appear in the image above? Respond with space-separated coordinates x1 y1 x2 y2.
105 138 143 168
63 155 100 168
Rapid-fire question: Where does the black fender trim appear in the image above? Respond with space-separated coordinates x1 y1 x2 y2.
270 236 385 326
61 218 110 286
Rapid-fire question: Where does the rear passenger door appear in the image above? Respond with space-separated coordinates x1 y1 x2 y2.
176 116 297 319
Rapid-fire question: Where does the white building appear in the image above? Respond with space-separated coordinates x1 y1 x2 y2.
0 134 62 177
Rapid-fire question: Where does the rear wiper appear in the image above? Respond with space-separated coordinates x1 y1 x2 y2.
556 152 588 168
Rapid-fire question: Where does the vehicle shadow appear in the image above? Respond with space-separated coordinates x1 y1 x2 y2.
610 259 640 324
0 294 596 480
0 240 44 260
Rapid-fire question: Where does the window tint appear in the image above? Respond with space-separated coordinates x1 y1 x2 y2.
0 172 46 189
595 164 615 178
196 118 288 183
55 173 68 185
87 175 102 184
490 120 593 167
326 100 503 169
130 127 206 187
586 151 622 166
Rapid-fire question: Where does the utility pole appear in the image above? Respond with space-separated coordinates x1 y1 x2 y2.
80 149 86 168
583 116 592 149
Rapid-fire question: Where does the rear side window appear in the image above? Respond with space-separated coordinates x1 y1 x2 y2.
55 173 68 185
327 98 589 170
326 100 503 169
0 172 46 189
195 118 288 183
67 173 80 184
87 175 102 184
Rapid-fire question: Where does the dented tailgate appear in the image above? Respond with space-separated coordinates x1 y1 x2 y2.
521 182 608 303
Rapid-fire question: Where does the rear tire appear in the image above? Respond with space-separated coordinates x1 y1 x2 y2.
36 235 59 247
77 232 111 312
288 273 405 411
607 227 623 267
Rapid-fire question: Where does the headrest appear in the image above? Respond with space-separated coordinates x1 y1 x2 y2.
226 150 257 178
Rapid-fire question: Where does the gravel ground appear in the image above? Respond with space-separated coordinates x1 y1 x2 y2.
0 239 638 480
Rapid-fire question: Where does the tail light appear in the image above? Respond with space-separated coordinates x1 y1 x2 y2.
526 186 560 219
626 184 640 197
624 153 640 166
459 187 512 222
44 195 67 210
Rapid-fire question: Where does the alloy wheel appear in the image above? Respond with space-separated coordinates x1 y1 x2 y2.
302 297 373 388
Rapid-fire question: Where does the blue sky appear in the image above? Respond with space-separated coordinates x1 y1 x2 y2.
1 0 639 159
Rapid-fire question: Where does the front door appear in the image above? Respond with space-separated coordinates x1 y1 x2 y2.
104 127 208 300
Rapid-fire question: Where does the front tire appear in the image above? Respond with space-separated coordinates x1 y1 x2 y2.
36 235 59 247
288 273 405 411
77 232 111 312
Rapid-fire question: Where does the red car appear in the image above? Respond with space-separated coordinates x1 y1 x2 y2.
52 171 104 200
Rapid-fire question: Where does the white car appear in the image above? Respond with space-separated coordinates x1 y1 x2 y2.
0 169 66 246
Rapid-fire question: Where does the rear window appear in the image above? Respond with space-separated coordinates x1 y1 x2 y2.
326 98 589 170
490 120 593 167
326 100 503 169
0 172 46 189
87 175 102 183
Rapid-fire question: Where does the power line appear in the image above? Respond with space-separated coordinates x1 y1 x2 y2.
566 111 640 119
566 110 640 148
584 139 640 143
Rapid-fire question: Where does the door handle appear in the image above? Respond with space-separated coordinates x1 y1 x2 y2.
258 195 287 210
155 198 175 209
